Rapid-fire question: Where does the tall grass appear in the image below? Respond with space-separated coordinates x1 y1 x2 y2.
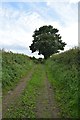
2 50 34 94
46 48 79 118
4 64 45 118
0 50 2 87
0 50 2 119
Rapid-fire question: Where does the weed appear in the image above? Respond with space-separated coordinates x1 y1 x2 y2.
5 65 45 118
2 51 34 94
46 48 79 118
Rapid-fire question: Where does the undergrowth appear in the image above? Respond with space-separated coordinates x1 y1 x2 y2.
2 48 80 118
46 48 79 118
2 50 34 94
4 64 45 118
0 50 2 118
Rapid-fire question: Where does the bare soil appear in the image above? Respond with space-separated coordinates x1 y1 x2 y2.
35 72 60 118
2 69 34 117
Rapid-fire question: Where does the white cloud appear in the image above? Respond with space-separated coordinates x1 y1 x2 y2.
46 1 78 49
0 8 42 46
46 0 79 3
61 23 78 49
0 5 47 58
0 0 68 2
69 0 80 3
46 1 78 26
0 2 78 58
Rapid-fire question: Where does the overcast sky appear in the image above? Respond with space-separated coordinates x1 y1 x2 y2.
0 0 79 58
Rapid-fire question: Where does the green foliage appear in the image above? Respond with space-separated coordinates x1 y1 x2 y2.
30 25 66 59
30 57 44 64
2 48 80 118
0 50 2 115
46 48 79 118
5 65 45 118
2 51 34 94
0 50 2 84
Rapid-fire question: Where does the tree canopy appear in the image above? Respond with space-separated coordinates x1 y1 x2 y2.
29 25 66 59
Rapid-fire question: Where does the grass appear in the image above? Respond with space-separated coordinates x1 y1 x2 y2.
0 50 2 87
4 64 45 118
2 48 80 118
0 50 2 118
45 48 79 118
2 50 34 94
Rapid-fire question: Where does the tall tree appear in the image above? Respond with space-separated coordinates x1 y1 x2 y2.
29 25 66 59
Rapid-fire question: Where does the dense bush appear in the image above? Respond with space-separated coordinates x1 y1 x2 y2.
46 48 79 118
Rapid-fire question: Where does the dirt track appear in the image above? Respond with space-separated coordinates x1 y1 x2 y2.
35 72 60 118
2 66 60 118
2 69 34 117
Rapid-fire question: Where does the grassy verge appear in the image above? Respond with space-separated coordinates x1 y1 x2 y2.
0 50 2 119
45 48 79 118
0 50 2 89
2 50 34 94
4 64 45 118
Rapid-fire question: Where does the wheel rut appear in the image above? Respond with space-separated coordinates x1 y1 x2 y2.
35 72 60 118
2 68 34 117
